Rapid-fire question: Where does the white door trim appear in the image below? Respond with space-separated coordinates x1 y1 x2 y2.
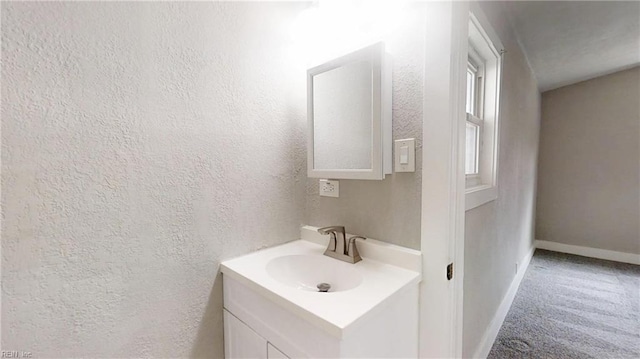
451 2 470 357
419 2 468 357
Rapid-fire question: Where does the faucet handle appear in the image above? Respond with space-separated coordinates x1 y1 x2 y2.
317 226 345 235
348 235 367 244
318 226 345 253
347 236 366 263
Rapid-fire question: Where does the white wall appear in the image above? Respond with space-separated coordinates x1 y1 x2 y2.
462 2 541 357
305 3 424 250
536 67 640 254
1 2 306 357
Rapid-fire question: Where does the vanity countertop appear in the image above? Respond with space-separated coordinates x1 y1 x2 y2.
220 226 421 339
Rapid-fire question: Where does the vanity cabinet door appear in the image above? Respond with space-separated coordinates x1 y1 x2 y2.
267 343 289 359
224 309 267 359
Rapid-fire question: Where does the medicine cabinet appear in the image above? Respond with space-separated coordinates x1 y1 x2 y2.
307 42 392 180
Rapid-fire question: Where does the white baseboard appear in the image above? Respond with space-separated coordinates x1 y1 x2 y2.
472 245 536 359
535 240 640 265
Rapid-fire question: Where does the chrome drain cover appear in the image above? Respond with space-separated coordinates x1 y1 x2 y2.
317 283 331 292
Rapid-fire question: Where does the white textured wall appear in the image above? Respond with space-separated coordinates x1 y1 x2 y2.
1 2 306 357
305 3 425 250
537 67 640 254
462 2 541 356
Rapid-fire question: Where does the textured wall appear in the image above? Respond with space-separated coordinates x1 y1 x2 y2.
1 2 306 357
536 67 640 254
462 2 541 356
305 3 424 250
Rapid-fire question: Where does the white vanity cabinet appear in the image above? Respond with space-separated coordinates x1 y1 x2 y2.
224 309 289 359
222 275 419 358
221 226 422 359
224 310 266 359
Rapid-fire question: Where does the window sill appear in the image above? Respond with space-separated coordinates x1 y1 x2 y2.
465 185 497 211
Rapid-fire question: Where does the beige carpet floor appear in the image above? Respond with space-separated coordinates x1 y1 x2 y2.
488 249 640 359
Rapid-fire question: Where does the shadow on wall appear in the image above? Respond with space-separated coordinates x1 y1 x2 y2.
190 272 224 359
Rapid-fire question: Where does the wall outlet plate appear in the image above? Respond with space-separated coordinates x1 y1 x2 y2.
319 179 339 198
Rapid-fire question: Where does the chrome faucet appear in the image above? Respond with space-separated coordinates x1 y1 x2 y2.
317 226 366 264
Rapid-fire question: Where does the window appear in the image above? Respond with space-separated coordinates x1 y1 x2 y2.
465 8 503 210
465 49 483 184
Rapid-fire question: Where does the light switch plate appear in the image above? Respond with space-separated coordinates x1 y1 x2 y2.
394 138 415 172
319 179 339 198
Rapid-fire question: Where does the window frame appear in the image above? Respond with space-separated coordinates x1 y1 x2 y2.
465 8 504 211
465 45 485 187
465 115 482 187
466 46 485 118
466 62 477 116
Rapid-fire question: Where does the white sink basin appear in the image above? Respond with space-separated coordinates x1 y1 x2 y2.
266 254 364 292
220 227 422 338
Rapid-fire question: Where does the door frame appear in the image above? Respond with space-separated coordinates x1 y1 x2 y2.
419 1 468 358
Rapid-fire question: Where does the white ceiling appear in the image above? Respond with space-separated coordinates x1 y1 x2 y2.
505 1 640 92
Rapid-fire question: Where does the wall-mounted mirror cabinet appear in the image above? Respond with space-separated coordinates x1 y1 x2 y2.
307 42 392 180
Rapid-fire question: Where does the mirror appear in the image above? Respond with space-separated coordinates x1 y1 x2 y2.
313 60 373 170
307 42 392 180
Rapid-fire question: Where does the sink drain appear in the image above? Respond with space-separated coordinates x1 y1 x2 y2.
317 283 331 292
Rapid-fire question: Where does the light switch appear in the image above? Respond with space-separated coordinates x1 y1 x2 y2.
400 146 409 164
394 138 415 173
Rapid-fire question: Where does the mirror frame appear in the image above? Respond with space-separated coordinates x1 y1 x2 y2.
307 42 392 180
